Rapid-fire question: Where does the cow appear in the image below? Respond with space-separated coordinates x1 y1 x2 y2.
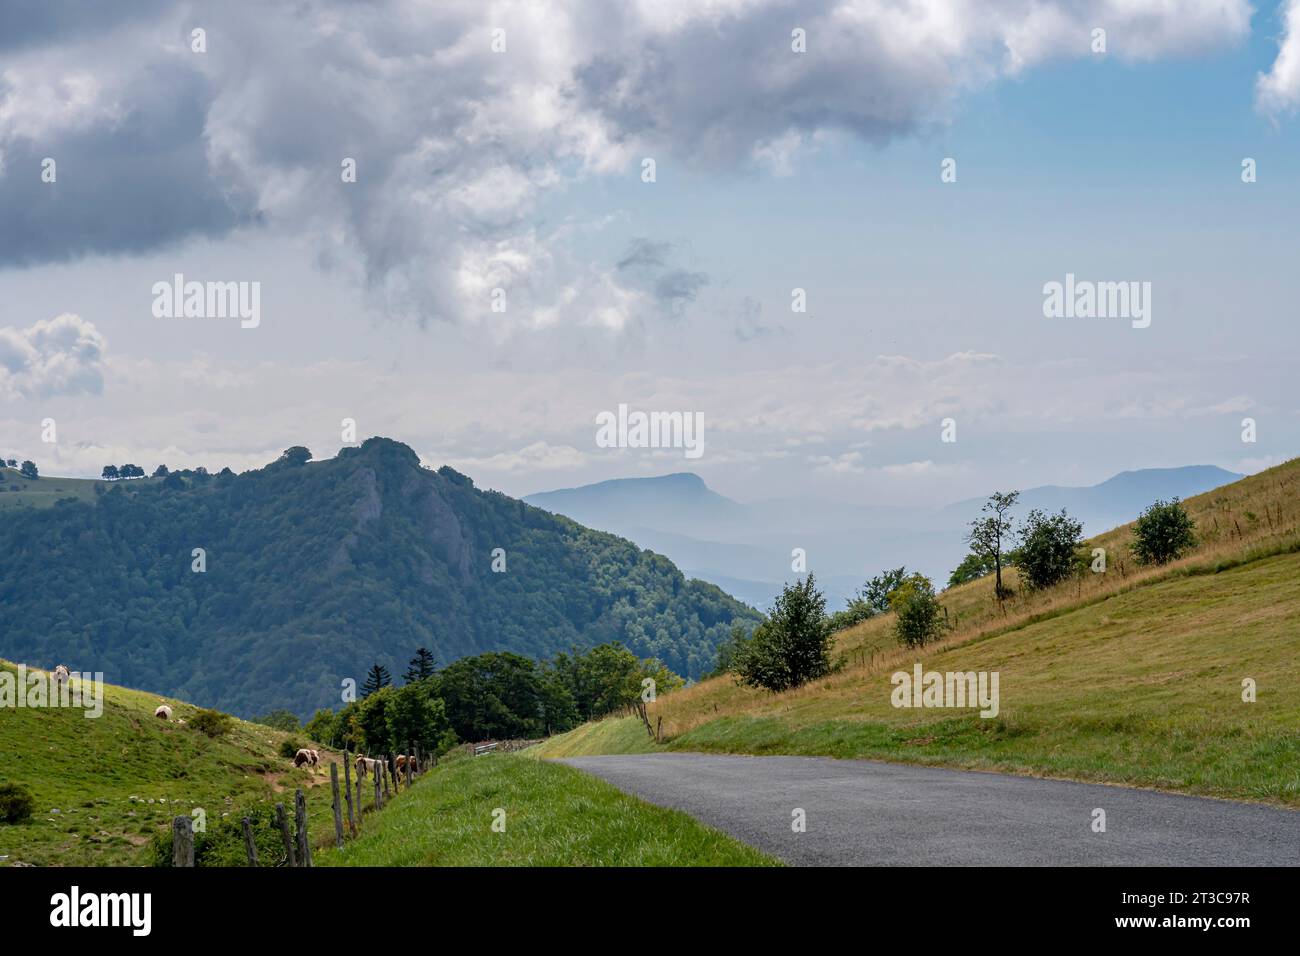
308 749 320 766
154 704 172 720
395 754 417 774
293 748 315 768
52 665 70 686
354 754 381 778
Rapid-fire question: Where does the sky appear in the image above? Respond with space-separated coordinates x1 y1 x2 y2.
2 0 1299 509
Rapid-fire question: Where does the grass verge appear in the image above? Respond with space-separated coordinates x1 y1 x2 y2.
317 753 777 866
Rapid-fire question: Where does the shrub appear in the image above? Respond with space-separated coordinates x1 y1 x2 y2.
948 551 997 587
825 606 867 634
828 567 909 632
705 623 753 676
1017 508 1084 591
734 575 835 692
890 574 946 648
857 566 909 615
189 709 234 738
1131 498 1197 565
278 739 304 760
0 782 35 824
149 805 285 867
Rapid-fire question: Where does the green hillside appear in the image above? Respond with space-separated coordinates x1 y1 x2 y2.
318 752 776 867
0 467 158 511
0 439 760 718
0 661 771 867
536 459 1300 807
0 660 339 866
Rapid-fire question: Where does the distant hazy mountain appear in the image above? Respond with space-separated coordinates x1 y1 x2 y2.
941 465 1244 533
525 465 1244 611
525 473 748 536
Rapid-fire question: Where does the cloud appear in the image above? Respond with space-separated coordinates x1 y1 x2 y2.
1232 455 1280 475
875 459 970 478
0 13 256 263
1257 0 1300 118
810 450 867 474
441 441 591 474
615 238 708 317
0 0 1255 331
0 312 107 399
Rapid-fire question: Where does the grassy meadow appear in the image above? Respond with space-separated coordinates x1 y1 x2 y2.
318 752 777 867
0 661 340 866
0 467 166 512
0 661 771 867
536 458 1300 807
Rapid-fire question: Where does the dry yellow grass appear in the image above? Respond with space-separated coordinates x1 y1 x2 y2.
644 455 1300 739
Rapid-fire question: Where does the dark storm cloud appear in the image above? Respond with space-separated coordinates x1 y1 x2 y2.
0 66 254 265
0 0 173 54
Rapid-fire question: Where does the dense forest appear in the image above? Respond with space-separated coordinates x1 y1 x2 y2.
0 438 760 717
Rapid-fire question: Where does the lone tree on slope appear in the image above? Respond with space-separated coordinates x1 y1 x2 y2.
1131 498 1197 566
734 574 835 693
967 490 1019 601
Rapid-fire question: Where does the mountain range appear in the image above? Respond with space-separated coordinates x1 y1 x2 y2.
525 465 1243 610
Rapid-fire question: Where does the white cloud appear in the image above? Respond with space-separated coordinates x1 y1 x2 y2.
440 441 591 474
0 313 107 399
1257 0 1300 118
810 450 867 474
0 0 1257 330
1231 455 1282 475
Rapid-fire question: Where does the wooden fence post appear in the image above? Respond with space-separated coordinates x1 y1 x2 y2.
172 815 194 867
382 755 391 799
344 749 356 836
295 788 312 867
406 741 413 788
242 817 258 866
374 764 383 810
277 802 296 867
330 762 345 849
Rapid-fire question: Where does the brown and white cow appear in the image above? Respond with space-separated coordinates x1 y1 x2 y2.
354 754 381 778
52 665 70 686
394 754 418 774
293 748 315 768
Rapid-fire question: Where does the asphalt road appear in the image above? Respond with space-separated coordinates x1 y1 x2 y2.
561 753 1300 866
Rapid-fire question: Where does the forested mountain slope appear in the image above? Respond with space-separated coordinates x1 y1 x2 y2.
0 439 759 716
